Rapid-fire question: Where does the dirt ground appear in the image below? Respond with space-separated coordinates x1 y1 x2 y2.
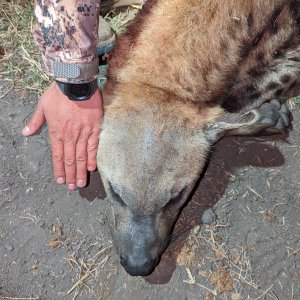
0 77 299 299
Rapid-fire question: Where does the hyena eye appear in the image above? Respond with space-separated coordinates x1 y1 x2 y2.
164 189 185 209
108 182 126 207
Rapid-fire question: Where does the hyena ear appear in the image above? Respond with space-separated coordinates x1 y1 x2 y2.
203 100 291 144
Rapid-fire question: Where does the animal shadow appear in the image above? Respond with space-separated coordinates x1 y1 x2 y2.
144 133 288 284
79 133 288 284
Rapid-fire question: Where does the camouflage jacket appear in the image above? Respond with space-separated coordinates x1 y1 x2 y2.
33 0 100 83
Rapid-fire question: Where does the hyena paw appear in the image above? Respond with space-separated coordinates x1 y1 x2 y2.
254 99 292 133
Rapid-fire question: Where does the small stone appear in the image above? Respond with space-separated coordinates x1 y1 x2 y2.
231 293 242 300
201 208 216 224
29 160 40 173
38 221 46 228
5 244 14 252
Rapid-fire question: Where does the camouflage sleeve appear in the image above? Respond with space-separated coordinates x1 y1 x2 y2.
33 0 100 83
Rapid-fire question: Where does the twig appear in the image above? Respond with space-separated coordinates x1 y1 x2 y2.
183 268 217 296
288 248 300 257
67 254 109 295
67 272 91 295
254 285 275 300
247 186 262 198
195 283 218 297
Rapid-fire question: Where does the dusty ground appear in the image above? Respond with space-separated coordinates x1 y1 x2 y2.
0 76 299 299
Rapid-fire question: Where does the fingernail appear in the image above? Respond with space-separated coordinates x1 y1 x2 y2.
87 165 96 172
68 184 76 190
77 180 85 187
22 126 31 135
56 177 65 184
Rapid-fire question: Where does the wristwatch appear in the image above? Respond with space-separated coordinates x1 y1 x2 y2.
55 79 98 101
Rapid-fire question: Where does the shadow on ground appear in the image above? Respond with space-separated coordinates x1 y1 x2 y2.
79 132 288 284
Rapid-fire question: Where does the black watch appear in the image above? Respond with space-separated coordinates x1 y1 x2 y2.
55 79 98 101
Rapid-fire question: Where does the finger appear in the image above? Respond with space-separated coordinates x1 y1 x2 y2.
76 134 88 188
22 100 46 136
87 129 100 172
49 132 65 184
64 131 77 190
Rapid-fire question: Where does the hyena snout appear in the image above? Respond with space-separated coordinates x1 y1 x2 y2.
117 217 166 276
120 253 158 277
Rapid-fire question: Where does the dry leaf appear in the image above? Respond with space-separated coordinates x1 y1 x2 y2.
48 238 61 249
209 268 234 294
177 244 196 267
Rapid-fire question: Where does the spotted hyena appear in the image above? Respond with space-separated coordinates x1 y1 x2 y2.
98 0 300 276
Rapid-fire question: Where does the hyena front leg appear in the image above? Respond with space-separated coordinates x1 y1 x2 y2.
204 100 291 144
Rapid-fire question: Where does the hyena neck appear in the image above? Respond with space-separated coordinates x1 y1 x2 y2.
111 0 288 106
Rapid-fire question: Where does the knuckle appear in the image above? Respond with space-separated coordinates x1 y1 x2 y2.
91 127 100 134
64 130 74 142
87 144 98 152
49 129 63 141
76 155 87 162
65 157 75 166
53 153 64 162
77 134 88 142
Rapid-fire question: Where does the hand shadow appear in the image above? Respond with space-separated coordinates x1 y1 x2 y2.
144 133 288 284
79 170 107 202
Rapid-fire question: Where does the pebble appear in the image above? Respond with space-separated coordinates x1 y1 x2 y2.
201 208 216 224
231 293 242 300
5 244 14 252
30 160 40 173
38 221 46 228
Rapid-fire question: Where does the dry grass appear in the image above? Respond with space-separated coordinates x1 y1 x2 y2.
0 0 49 93
0 0 141 94
178 223 283 298
64 243 112 299
288 95 300 108
105 4 142 36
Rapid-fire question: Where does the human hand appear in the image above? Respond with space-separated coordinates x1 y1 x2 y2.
22 82 103 190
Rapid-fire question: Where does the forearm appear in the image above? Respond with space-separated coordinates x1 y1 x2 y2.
33 0 100 83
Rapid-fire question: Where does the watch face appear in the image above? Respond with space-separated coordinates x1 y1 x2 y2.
69 83 91 99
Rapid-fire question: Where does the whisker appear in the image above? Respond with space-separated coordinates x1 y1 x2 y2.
167 226 193 242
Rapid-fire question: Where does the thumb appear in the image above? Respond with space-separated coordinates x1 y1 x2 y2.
22 101 46 136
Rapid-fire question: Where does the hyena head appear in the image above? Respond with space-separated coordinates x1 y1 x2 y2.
97 98 220 276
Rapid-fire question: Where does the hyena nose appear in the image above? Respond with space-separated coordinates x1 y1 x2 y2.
120 255 156 276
